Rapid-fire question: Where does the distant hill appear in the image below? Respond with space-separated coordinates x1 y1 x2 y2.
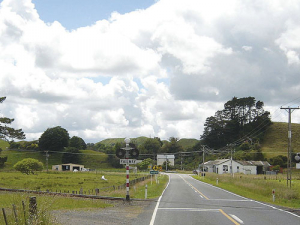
261 122 300 159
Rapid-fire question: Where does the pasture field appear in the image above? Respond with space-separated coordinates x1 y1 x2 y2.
193 172 300 209
0 171 168 224
0 171 167 197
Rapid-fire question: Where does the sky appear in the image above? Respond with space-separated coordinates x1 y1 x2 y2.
1 0 300 144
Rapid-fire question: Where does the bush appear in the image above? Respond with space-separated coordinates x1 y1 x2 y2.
14 158 43 175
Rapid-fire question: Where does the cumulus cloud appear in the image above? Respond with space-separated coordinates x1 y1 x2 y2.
1 0 300 143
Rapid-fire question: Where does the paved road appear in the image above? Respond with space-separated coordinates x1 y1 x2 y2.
149 173 300 225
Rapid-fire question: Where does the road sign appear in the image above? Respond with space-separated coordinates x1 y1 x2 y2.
150 170 159 174
152 165 158 171
120 159 137 164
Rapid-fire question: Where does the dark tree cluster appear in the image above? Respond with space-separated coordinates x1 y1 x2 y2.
0 97 25 141
201 97 271 149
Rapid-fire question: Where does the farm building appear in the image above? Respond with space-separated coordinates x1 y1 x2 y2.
200 159 270 175
52 163 86 171
157 154 175 166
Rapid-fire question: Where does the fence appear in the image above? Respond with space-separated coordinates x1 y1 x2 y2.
0 174 152 200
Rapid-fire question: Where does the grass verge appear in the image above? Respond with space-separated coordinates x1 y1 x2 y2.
193 173 300 209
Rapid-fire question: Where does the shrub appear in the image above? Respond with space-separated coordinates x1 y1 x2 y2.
14 158 43 175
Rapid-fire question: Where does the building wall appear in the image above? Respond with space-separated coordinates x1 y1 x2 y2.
242 165 257 175
52 164 85 171
157 155 175 166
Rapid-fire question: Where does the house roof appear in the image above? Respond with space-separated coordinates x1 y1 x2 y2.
204 159 230 166
242 161 270 167
204 159 270 167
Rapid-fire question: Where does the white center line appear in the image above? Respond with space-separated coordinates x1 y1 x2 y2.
230 214 244 224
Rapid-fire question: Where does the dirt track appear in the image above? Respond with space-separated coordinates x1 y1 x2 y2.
51 199 156 225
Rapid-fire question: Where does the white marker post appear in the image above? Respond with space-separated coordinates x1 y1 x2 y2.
272 189 275 202
145 184 148 199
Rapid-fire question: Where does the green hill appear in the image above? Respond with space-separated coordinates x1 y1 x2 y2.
0 139 9 149
261 122 300 159
178 138 199 150
0 148 109 171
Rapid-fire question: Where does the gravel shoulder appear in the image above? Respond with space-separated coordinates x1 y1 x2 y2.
51 199 157 225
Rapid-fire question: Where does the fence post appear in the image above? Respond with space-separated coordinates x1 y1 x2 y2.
145 185 148 199
13 204 19 225
29 197 37 219
22 200 28 225
2 208 8 225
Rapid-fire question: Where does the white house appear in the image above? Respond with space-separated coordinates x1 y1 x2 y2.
200 159 270 175
157 154 175 166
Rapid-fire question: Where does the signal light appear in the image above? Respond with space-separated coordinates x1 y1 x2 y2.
130 148 139 158
116 148 125 158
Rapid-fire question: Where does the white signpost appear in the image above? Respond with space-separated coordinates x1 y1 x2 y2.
120 159 137 164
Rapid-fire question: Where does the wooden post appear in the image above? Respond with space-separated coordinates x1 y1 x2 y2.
22 201 28 225
2 208 8 225
13 204 19 225
29 197 37 219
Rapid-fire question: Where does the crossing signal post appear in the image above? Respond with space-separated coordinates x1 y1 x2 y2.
116 138 139 201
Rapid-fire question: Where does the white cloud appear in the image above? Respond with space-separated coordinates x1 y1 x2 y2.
1 0 300 143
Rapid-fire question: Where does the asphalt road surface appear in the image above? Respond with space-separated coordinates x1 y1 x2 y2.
149 173 300 225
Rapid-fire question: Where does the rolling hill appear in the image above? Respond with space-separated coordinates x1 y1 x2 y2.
261 122 300 159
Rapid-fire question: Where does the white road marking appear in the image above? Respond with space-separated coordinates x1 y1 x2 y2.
159 208 220 212
230 214 244 224
149 174 170 225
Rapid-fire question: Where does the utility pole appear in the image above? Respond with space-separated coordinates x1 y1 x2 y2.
202 145 205 176
45 151 49 173
227 144 235 177
281 106 299 188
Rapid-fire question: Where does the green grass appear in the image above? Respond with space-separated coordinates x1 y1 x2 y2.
0 171 141 192
0 192 112 225
261 122 300 159
0 171 169 198
194 172 300 209
0 139 9 149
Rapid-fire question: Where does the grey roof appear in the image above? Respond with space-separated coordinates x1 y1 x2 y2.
204 159 270 167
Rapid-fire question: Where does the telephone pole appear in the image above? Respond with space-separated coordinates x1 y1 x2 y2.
280 106 299 188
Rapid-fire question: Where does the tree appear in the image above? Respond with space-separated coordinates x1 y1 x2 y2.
0 97 25 141
0 156 7 168
69 136 87 150
14 158 43 175
161 137 183 153
137 158 153 170
201 97 271 149
143 138 162 155
39 126 70 151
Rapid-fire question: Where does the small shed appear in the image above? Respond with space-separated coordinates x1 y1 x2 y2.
157 154 175 166
52 163 85 171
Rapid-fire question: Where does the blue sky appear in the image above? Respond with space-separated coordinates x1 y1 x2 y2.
32 0 156 30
